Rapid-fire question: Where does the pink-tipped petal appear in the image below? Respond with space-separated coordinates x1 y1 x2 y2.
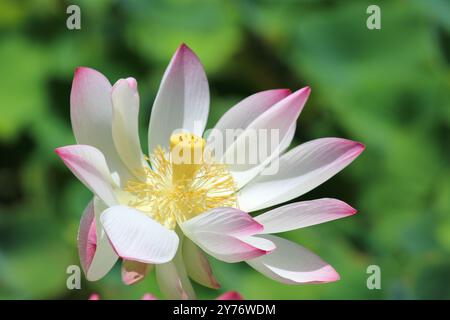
78 197 118 281
223 87 311 188
148 44 209 152
183 238 220 289
180 207 268 263
111 78 148 174
156 248 196 300
255 198 357 234
71 67 131 184
238 235 276 252
88 293 101 300
78 201 97 276
246 235 340 284
121 260 151 285
182 207 263 237
239 138 365 212
55 145 118 207
141 294 158 300
216 292 244 300
125 77 137 90
101 206 179 264
207 89 291 153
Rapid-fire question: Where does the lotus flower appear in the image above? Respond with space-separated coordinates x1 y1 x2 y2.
56 43 364 299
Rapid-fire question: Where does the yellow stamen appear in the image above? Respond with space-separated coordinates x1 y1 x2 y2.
124 133 237 229
169 132 205 183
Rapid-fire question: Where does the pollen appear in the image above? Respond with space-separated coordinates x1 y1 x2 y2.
124 133 237 229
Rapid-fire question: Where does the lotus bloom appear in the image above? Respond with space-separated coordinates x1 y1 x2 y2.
56 43 364 299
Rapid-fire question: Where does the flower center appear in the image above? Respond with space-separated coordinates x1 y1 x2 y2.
124 132 237 229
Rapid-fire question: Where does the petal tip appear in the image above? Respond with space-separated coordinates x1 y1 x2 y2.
351 141 366 157
217 291 244 300
286 86 311 110
339 139 366 156
112 77 138 94
348 207 358 216
174 43 200 63
338 200 358 216
88 293 100 300
319 265 340 283
328 269 341 282
74 66 86 76
262 248 275 255
176 43 191 55
125 77 137 90
74 66 96 78
211 276 221 289
277 88 292 95
356 142 366 151
253 245 275 258
141 293 158 300
254 220 265 234
293 86 310 97
54 146 69 158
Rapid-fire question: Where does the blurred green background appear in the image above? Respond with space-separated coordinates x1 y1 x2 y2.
0 0 449 299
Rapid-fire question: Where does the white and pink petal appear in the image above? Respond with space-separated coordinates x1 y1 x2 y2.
100 206 179 264
156 245 196 300
238 138 365 212
246 235 340 284
55 145 119 207
255 198 357 234
216 292 244 300
77 200 97 276
207 89 291 154
78 199 118 281
180 207 271 263
223 87 311 188
70 67 131 185
183 238 220 289
148 44 209 152
111 78 148 175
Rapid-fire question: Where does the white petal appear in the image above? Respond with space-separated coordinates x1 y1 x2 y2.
206 89 291 154
222 88 311 188
70 67 131 185
180 207 269 263
183 238 220 289
238 138 365 212
86 238 118 281
148 44 209 152
77 200 97 275
246 235 340 284
238 235 276 252
100 206 179 264
255 198 357 234
78 198 118 281
55 145 119 206
181 207 263 237
111 78 148 174
156 243 196 300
